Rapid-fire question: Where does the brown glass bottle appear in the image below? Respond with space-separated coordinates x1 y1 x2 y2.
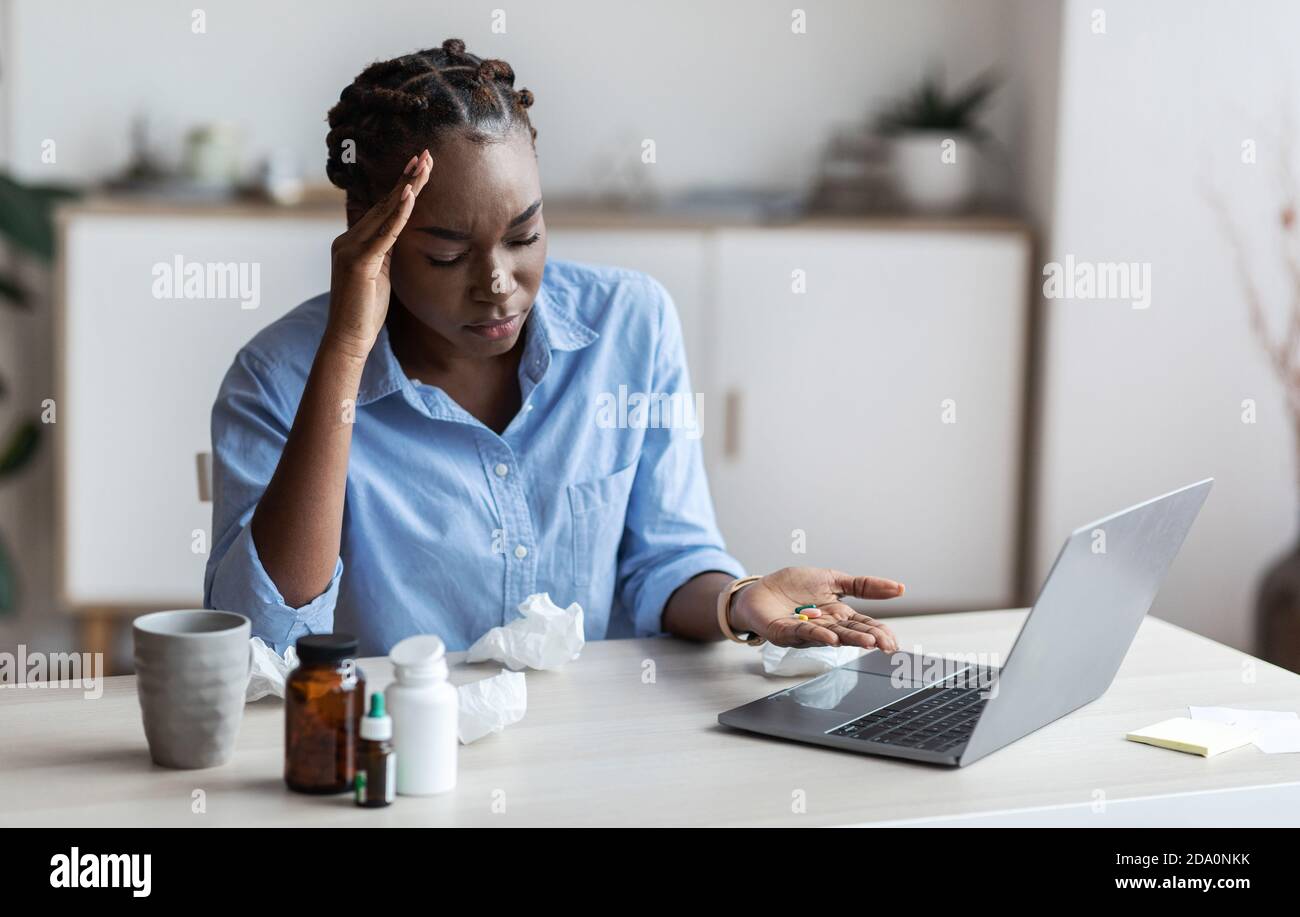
285 633 365 794
355 693 395 807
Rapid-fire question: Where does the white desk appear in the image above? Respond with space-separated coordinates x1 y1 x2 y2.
3 610 1298 827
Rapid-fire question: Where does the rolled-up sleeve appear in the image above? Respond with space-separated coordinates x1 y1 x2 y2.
203 348 342 655
616 279 746 636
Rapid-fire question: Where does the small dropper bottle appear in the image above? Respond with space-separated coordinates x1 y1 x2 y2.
355 693 395 808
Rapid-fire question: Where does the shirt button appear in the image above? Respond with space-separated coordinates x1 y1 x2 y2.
494 463 509 478
514 544 528 559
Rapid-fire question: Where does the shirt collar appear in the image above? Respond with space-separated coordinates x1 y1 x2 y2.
355 275 598 406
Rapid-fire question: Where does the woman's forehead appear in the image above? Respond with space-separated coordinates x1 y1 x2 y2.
408 135 541 231
424 129 536 181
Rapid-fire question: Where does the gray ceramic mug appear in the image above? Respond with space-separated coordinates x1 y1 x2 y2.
133 610 251 769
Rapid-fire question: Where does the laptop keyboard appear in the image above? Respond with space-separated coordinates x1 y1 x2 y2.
827 681 992 754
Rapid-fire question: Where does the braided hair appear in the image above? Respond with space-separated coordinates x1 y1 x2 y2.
326 38 537 205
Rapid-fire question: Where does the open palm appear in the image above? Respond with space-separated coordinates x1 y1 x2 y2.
731 566 903 651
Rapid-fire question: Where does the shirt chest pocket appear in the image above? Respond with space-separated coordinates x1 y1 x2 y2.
567 461 639 587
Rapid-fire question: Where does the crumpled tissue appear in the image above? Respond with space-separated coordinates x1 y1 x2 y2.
762 641 862 677
246 637 298 701
465 592 584 671
1189 705 1300 754
458 669 528 744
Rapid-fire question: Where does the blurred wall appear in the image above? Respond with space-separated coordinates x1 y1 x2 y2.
1033 0 1300 652
3 0 1286 662
0 0 1062 658
1005 0 1063 235
4 0 1027 194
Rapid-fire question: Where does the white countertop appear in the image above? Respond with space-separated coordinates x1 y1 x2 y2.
3 609 1298 827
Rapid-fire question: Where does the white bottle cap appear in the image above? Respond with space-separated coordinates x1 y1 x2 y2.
360 710 392 740
389 635 449 684
360 692 393 740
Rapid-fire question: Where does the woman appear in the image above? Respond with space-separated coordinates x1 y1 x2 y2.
204 39 904 658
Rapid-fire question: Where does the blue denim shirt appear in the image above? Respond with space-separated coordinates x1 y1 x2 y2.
203 259 745 657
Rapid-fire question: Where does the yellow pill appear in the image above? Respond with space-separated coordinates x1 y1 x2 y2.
796 613 809 621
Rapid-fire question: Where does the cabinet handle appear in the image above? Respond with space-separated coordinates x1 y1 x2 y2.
723 390 741 460
195 451 213 503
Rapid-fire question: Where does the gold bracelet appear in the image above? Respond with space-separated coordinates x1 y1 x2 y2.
717 575 765 646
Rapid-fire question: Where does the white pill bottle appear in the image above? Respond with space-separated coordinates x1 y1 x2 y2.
385 635 458 796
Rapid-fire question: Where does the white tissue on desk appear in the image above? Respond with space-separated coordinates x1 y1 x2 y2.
762 641 862 676
465 592 584 671
246 637 298 701
458 669 527 744
1189 705 1300 754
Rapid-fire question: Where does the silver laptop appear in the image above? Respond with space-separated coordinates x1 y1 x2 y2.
718 478 1213 767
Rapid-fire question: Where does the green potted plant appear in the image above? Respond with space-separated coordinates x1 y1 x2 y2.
875 70 999 213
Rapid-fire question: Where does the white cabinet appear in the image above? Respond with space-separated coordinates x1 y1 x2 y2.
55 206 1029 615
706 228 1030 611
57 212 339 607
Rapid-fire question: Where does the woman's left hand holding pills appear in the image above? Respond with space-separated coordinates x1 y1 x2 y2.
728 567 904 651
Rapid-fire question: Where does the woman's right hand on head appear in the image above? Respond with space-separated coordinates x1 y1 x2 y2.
324 149 432 360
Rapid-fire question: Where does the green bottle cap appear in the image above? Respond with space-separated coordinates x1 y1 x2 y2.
368 693 386 718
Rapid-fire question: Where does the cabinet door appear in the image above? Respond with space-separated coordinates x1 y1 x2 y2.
543 230 709 386
59 214 338 607
708 229 1029 611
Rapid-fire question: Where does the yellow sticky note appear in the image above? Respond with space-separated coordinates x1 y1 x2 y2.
1125 717 1254 757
